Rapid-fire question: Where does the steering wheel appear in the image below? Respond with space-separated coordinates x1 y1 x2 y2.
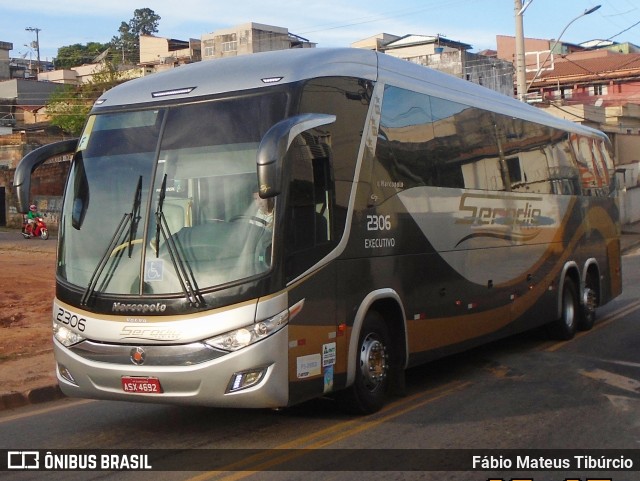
229 215 267 226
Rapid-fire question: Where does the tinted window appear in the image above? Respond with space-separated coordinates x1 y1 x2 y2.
285 77 372 280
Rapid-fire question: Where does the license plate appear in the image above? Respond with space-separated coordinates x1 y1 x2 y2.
121 376 163 394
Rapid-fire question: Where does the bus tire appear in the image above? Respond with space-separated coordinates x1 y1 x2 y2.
548 278 578 340
578 278 598 331
340 311 390 414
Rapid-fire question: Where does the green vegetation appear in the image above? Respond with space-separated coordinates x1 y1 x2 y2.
47 62 128 135
48 8 162 134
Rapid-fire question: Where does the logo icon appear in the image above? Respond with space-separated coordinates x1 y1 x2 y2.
130 347 146 365
8 451 39 469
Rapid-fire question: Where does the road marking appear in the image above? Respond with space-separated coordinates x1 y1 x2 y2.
186 380 471 481
579 368 640 394
544 298 640 352
600 358 640 369
0 399 94 424
605 394 640 411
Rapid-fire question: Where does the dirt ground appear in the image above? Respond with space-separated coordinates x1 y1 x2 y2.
0 233 57 394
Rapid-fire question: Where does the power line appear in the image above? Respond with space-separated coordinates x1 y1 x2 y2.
296 0 474 35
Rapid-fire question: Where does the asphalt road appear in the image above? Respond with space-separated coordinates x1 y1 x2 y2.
1 248 639 481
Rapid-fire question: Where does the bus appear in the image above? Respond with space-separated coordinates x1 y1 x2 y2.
14 48 621 414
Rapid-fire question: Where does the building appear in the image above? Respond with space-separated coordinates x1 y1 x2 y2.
38 62 143 85
527 50 640 166
497 34 589 79
0 42 12 80
498 34 640 223
580 40 640 54
354 34 515 97
0 23 317 227
351 33 401 51
139 35 201 72
380 34 471 60
0 79 59 126
496 34 640 163
201 23 314 60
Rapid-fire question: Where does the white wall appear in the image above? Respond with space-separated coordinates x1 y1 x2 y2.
618 186 640 224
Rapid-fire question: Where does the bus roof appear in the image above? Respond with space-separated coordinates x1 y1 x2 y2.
93 47 606 141
93 48 379 109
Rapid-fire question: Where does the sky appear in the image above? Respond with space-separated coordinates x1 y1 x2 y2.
2 0 640 64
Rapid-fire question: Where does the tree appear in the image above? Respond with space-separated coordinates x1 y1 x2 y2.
129 8 161 36
56 42 110 69
47 62 127 135
46 85 91 136
111 8 161 64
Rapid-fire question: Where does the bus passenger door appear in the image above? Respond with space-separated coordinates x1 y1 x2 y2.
283 131 340 405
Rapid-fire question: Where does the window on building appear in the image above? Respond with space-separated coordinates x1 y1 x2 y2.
506 157 523 184
560 88 572 99
222 41 238 53
218 34 238 53
202 39 215 58
589 85 607 96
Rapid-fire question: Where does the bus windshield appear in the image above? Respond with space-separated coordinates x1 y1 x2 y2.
58 91 288 297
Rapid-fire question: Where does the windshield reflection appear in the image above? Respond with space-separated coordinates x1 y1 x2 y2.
58 91 288 298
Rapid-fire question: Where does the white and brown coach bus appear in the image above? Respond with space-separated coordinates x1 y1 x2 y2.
14 48 621 413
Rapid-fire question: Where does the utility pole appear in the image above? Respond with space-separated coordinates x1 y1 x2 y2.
515 0 533 102
25 27 41 73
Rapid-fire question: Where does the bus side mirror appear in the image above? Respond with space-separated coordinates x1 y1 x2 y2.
257 113 335 198
13 138 78 213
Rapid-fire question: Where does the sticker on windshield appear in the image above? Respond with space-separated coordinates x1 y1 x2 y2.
144 259 164 282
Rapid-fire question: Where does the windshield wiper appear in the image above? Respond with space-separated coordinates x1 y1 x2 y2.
81 176 142 306
128 176 142 258
155 174 205 307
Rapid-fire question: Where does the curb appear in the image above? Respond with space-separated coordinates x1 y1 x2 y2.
0 385 65 411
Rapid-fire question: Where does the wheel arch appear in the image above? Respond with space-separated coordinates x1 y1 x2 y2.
346 289 408 387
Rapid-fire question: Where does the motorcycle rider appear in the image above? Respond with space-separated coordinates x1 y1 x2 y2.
25 204 42 237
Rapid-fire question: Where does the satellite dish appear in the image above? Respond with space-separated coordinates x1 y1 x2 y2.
595 98 603 107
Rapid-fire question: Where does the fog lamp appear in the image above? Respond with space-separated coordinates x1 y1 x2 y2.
226 367 268 393
57 363 77 385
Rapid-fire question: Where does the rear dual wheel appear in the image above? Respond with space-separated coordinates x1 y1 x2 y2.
578 279 598 331
548 278 579 341
339 312 391 414
548 275 598 340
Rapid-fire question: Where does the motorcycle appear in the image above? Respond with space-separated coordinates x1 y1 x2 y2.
22 216 49 240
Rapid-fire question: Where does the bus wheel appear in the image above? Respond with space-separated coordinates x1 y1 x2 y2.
340 312 390 414
548 278 578 340
578 282 598 331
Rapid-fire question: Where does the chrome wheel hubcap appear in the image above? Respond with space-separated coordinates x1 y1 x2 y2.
359 333 388 392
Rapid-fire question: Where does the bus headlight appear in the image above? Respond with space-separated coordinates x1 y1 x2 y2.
205 309 288 352
53 322 86 347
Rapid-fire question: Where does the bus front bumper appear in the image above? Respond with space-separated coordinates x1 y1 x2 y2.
53 326 290 408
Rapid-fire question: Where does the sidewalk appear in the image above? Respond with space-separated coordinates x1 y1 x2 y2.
1 223 640 411
621 220 640 254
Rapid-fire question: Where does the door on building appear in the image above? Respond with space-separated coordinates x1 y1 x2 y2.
0 187 5 226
